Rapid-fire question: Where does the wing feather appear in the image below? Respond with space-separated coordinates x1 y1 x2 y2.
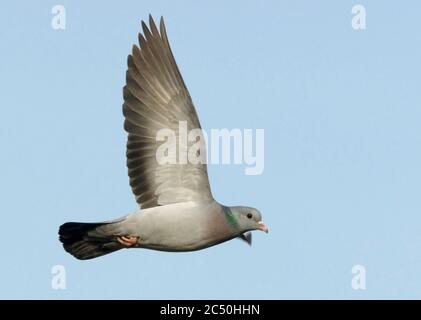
123 15 213 209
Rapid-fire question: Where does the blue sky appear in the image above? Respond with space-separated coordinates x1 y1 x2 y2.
1 1 421 299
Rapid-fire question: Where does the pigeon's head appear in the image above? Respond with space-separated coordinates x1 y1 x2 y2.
229 206 268 234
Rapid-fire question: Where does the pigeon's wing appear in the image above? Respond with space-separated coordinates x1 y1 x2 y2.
123 16 213 209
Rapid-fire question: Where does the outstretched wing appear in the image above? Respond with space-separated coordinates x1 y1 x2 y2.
123 15 213 209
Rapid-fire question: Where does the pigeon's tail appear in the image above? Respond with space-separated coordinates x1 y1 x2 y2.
59 222 122 260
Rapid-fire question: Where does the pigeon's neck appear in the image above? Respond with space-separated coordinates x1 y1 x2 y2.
222 206 238 229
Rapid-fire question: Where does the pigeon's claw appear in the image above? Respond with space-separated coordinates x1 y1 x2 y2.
117 235 140 247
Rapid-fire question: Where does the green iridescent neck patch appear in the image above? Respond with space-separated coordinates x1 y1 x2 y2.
223 206 238 229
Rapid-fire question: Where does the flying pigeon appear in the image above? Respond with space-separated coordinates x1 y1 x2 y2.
58 15 268 260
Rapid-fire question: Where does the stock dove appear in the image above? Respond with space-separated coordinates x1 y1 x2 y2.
59 15 268 260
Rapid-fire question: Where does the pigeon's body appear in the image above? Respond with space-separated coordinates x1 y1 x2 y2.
100 201 232 252
59 15 267 260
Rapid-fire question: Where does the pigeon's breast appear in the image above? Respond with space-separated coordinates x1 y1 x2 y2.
130 201 230 251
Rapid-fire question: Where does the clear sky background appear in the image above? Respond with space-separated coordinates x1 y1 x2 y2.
1 1 421 299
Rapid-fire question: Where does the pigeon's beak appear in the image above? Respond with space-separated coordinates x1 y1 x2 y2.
258 221 269 233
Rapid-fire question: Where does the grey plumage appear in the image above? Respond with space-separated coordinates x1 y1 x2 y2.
124 16 212 209
59 15 267 260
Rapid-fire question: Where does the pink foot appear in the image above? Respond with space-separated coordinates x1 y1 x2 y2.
117 235 140 247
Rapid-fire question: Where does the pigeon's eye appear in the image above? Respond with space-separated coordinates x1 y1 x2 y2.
247 213 253 219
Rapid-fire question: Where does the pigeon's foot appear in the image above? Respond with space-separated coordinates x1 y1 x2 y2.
117 235 140 247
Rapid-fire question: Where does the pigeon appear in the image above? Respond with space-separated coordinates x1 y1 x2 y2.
58 15 268 260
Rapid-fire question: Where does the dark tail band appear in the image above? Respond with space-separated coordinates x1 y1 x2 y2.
59 222 122 260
